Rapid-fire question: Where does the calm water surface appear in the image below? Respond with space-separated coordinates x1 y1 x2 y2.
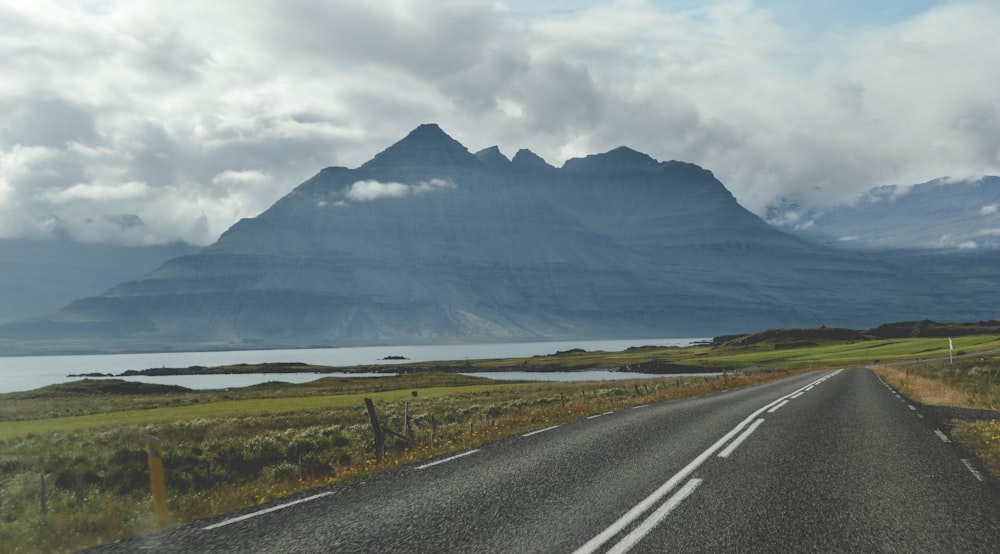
0 337 704 393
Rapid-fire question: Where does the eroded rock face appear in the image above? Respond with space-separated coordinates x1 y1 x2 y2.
1 124 992 354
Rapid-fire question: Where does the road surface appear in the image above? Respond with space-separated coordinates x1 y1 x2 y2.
89 368 1000 553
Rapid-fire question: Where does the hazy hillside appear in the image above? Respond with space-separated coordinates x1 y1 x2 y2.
1 125 996 354
768 176 1000 250
0 239 195 325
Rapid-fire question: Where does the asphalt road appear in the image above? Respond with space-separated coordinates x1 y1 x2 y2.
89 368 1000 553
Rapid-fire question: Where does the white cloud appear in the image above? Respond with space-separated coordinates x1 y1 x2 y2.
43 181 151 203
981 204 998 215
345 179 455 202
0 0 998 245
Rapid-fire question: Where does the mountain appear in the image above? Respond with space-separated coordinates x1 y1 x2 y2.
767 176 1000 250
1 124 997 354
0 239 196 325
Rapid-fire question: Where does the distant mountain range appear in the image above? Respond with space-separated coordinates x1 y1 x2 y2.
768 176 1000 250
1 124 998 355
0 239 195 325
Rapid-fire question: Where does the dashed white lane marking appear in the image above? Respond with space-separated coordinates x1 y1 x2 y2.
767 400 790 413
573 369 842 554
789 392 805 399
587 411 614 420
718 419 765 458
632 404 650 410
908 405 917 411
605 478 703 554
961 459 986 482
522 425 560 437
934 429 952 443
202 491 335 530
416 449 481 470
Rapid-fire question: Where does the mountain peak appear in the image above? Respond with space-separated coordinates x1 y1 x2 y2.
360 124 483 170
562 146 658 173
510 148 555 172
475 146 510 169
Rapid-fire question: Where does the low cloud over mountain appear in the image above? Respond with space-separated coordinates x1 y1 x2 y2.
2 125 997 354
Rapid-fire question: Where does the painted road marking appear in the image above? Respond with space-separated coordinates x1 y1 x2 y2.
605 479 703 554
718 419 765 458
961 459 986 482
416 449 481 470
522 425 560 437
767 400 790 413
203 491 335 530
587 411 614 420
573 369 843 554
908 405 917 411
789 392 805 399
632 404 650 410
934 429 951 443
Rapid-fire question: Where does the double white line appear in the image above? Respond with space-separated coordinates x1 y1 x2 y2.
573 369 841 554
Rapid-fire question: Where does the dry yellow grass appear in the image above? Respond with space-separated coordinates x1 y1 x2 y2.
874 364 973 407
951 420 1000 480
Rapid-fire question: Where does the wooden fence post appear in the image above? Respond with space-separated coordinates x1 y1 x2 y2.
40 475 47 515
146 436 169 528
404 401 411 438
364 398 385 462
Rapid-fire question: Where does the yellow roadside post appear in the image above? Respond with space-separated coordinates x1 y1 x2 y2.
146 436 169 527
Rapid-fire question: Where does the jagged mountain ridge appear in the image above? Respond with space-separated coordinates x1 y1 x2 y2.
0 124 994 354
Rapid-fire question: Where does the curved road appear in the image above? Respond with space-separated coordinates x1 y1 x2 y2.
90 368 1000 553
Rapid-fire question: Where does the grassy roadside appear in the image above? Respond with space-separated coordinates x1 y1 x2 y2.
873 359 1000 482
0 369 795 553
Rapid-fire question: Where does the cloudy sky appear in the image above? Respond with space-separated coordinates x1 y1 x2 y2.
1 0 998 246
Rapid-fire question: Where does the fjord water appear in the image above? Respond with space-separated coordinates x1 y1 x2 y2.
0 337 703 393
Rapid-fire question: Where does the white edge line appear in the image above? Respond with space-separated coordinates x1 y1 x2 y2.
961 459 986 482
522 425 560 437
632 404 650 409
789 392 805 399
572 370 839 554
767 399 790 413
416 449 481 470
605 479 703 554
202 491 334 530
586 414 604 420
718 419 765 458
934 429 951 443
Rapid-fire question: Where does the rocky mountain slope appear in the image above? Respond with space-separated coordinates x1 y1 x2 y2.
1 125 996 354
